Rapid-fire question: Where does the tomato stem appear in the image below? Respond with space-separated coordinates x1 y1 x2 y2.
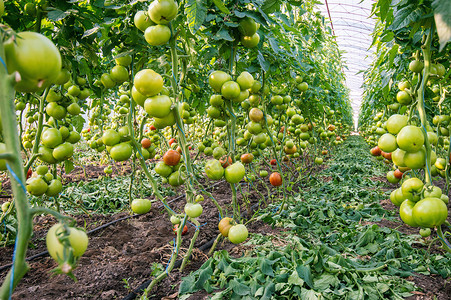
0 32 32 298
417 26 433 186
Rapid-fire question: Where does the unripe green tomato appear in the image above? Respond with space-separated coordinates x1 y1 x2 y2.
131 198 152 214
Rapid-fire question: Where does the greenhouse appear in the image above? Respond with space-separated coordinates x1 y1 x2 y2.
0 0 450 299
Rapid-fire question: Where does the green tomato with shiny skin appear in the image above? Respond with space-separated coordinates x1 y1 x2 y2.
412 197 448 228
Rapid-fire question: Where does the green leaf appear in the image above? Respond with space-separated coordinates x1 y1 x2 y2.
213 27 234 41
212 0 230 14
194 264 213 290
185 0 208 34
64 160 74 174
261 0 281 14
179 274 196 294
288 270 304 286
296 265 314 289
433 0 451 51
301 288 318 300
257 51 270 72
82 26 100 38
267 37 280 54
229 278 250 296
389 6 423 31
262 282 275 299
260 259 274 277
72 115 85 133
314 273 338 291
47 9 70 21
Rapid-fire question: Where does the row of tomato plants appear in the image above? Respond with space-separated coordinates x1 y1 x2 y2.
359 0 451 254
0 0 353 297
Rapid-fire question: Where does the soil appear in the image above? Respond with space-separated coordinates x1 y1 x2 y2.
0 160 450 300
0 162 289 300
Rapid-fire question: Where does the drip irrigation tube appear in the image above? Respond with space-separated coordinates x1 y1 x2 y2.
0 180 226 273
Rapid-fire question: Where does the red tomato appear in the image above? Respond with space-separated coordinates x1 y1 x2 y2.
163 150 181 166
370 146 381 156
270 159 277 165
173 224 188 235
269 172 282 186
219 156 233 168
26 168 32 179
381 151 392 160
394 169 403 179
141 138 151 149
150 125 157 131
168 138 176 146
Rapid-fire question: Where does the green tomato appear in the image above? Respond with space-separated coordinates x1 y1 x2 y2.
168 170 185 186
399 200 418 227
46 179 63 197
155 161 173 177
109 142 132 162
153 110 176 129
170 215 181 224
386 114 408 135
36 165 49 175
378 133 397 153
102 129 121 146
46 223 89 261
212 147 226 160
401 178 423 200
423 185 442 198
228 224 248 244
386 170 400 184
419 228 431 237
0 143 7 170
144 95 172 118
205 159 224 180
66 131 81 144
412 197 448 228
314 157 323 165
1 201 10 213
67 85 81 97
240 33 260 48
238 17 257 36
67 103 81 116
46 102 66 120
0 0 4 17
396 126 424 153
4 32 61 93
131 86 146 107
55 69 71 85
236 71 254 91
144 25 171 46
221 81 241 100
259 170 268 177
134 10 154 31
134 69 163 97
148 0 178 25
100 73 115 89
131 198 152 214
297 82 308 92
26 177 48 196
38 145 57 164
184 203 203 218
53 142 74 161
110 65 129 84
224 162 245 184
209 71 231 93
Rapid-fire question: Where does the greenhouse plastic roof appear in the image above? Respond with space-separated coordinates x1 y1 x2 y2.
318 0 375 127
